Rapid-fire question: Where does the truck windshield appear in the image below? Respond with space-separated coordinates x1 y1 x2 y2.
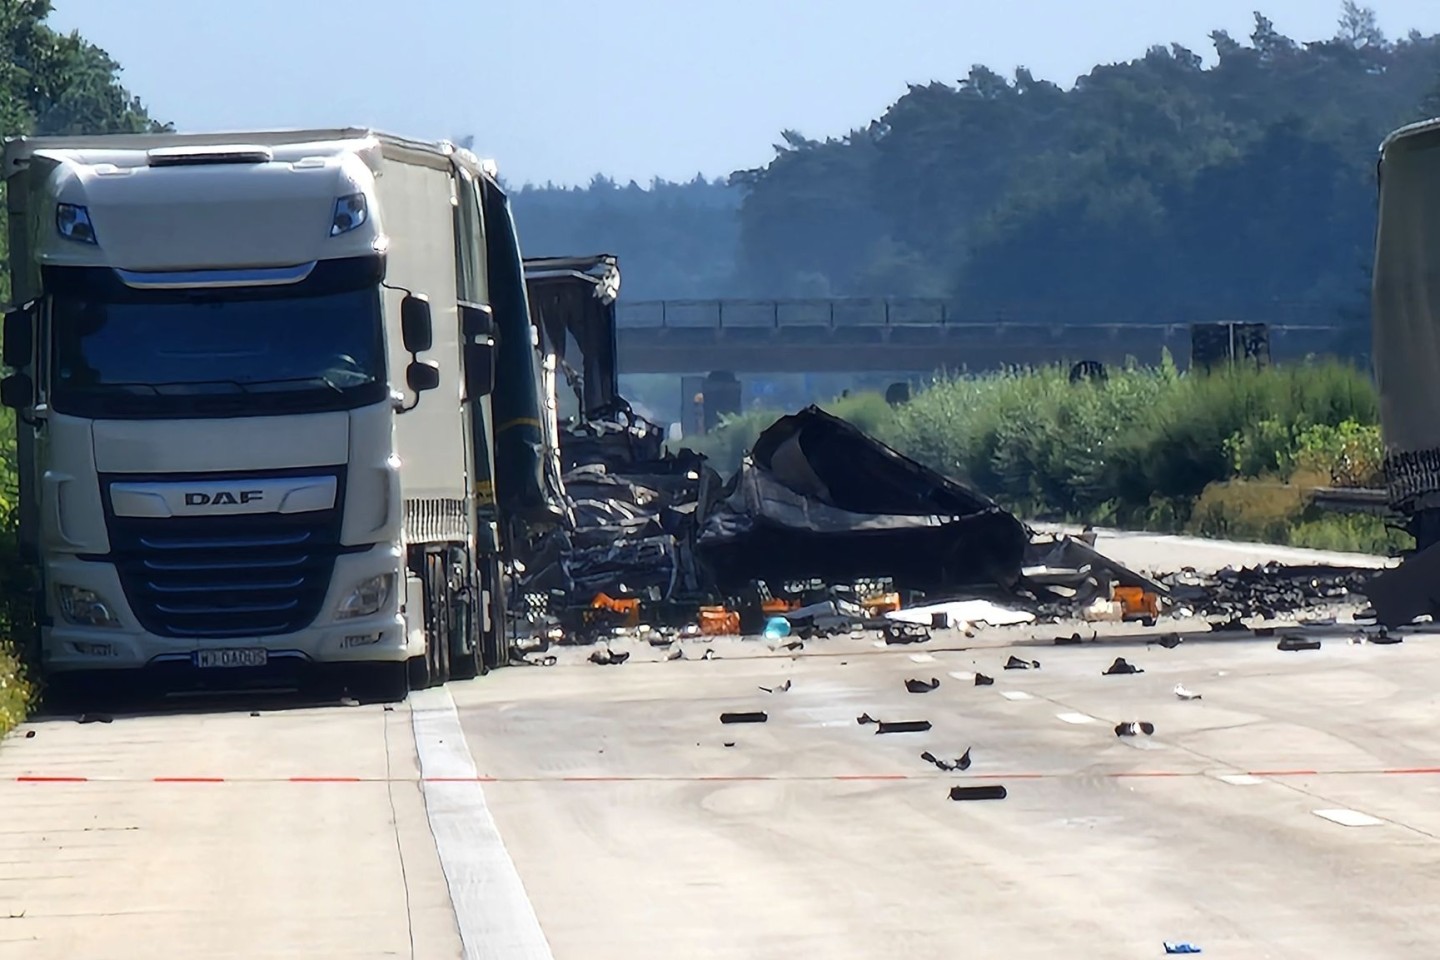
48 272 386 419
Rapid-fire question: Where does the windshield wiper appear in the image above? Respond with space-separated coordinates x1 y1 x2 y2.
244 375 349 396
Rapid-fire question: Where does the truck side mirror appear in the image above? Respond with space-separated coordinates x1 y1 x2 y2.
464 340 496 398
406 359 440 394
3 302 34 369
0 372 33 409
460 301 495 340
401 294 433 354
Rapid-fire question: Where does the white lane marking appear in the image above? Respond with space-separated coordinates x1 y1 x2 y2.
908 653 936 664
1000 691 1033 701
1218 774 1263 786
1056 712 1096 724
1313 808 1384 827
411 686 554 960
947 671 975 682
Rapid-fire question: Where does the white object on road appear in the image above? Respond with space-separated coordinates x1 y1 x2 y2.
1000 691 1033 701
1057 712 1096 724
1174 684 1202 701
1313 808 1384 827
885 599 1034 630
412 687 555 960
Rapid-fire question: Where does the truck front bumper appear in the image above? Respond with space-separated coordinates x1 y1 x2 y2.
41 551 414 674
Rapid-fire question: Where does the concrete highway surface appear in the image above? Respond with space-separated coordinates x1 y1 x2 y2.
2 533 1431 959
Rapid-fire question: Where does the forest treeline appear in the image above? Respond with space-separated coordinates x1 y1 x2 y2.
516 4 1440 323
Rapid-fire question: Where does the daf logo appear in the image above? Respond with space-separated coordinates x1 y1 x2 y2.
184 490 264 507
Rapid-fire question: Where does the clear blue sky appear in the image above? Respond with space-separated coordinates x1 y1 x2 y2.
47 0 1440 187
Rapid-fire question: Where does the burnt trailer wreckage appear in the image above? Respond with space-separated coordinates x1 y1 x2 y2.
503 255 1392 654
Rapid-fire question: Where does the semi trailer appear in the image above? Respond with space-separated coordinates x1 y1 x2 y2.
0 128 563 701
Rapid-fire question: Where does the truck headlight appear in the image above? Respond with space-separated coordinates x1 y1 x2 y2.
56 585 120 628
335 573 395 620
56 203 98 244
330 193 368 236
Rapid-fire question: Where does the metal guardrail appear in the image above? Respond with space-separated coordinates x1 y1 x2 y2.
615 298 1359 331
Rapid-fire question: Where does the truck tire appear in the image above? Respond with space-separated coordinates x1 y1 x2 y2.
407 552 452 691
351 661 409 704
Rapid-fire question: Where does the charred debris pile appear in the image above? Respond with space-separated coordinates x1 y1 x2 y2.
510 257 1381 656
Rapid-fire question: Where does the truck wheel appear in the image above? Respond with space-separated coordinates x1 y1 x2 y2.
427 553 452 685
406 653 431 691
351 661 408 704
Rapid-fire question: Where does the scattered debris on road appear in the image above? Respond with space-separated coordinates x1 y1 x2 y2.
1115 721 1156 737
1173 684 1202 701
1163 943 1203 955
905 678 941 693
1004 655 1040 670
1277 636 1322 652
949 784 1007 801
720 711 768 724
1104 657 1144 675
922 747 973 772
759 679 792 694
876 720 933 734
883 622 931 645
588 648 631 666
974 672 996 686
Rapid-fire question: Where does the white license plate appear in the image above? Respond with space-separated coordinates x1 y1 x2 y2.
195 648 268 669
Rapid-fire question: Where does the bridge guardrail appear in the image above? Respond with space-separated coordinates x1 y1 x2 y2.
616 298 1362 332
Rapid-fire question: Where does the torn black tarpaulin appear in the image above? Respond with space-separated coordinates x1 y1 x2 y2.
697 406 1029 593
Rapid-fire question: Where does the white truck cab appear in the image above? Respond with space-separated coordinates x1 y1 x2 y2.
1 129 540 701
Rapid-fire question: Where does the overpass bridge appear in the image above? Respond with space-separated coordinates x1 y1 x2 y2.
613 298 1366 374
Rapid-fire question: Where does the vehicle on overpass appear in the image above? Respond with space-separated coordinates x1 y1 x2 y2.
0 128 565 702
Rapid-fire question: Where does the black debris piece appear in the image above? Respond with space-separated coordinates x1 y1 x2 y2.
701 649 718 661
974 672 996 686
921 750 954 771
1253 626 1276 637
648 634 675 647
1004 655 1040 670
1103 657 1144 675
1114 721 1156 737
922 747 973 772
905 678 941 693
857 713 879 725
780 640 804 652
949 784 1007 801
759 679 793 694
723 741 736 748
883 622 932 645
876 720 933 734
77 714 113 724
589 648 630 666
720 711 768 724
666 647 684 661
1054 633 1084 646
1369 629 1402 645
696 406 1029 594
1209 617 1246 633
1156 633 1183 649
1277 636 1322 652
23 729 35 738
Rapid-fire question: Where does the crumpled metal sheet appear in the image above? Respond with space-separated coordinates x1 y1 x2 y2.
696 406 1029 592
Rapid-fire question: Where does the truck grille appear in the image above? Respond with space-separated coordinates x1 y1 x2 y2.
100 472 345 640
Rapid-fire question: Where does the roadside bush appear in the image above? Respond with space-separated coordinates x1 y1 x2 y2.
0 407 33 736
